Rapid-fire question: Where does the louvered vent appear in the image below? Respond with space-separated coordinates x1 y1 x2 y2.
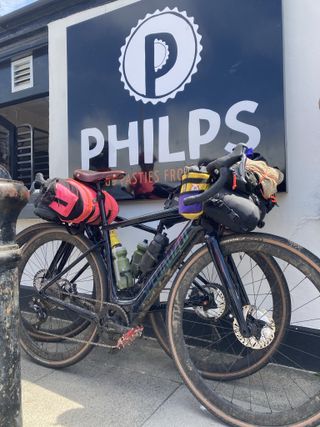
11 56 33 92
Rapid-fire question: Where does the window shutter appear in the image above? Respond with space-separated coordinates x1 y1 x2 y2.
11 56 33 92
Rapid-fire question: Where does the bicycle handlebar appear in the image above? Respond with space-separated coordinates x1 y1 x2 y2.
29 172 47 194
206 143 247 175
183 143 248 207
183 166 230 206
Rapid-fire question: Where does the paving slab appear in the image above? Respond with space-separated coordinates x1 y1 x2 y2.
84 337 181 383
22 337 222 427
142 385 223 427
21 357 55 383
21 328 314 426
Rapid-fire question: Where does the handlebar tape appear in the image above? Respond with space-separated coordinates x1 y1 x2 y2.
206 143 246 175
183 167 230 206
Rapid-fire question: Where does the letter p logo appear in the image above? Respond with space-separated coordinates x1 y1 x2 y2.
119 8 202 104
145 33 177 98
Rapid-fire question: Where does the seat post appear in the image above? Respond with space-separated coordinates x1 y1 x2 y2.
96 181 109 231
96 181 113 300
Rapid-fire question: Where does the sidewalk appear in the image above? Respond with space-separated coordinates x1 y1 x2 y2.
21 337 224 427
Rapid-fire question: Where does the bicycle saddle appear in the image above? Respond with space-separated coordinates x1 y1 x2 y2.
73 169 126 183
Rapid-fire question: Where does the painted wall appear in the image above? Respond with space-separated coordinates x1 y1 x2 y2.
0 47 48 106
48 0 320 258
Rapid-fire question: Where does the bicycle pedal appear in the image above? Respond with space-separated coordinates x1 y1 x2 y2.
116 325 144 349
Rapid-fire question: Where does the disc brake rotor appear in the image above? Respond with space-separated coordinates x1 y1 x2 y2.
194 284 227 320
33 269 77 310
33 269 47 291
233 305 276 349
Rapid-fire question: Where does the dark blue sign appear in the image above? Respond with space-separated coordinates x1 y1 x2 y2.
67 0 285 200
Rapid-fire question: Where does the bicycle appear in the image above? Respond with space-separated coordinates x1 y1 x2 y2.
18 144 320 426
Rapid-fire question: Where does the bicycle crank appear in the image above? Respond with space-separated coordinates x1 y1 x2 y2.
99 303 144 349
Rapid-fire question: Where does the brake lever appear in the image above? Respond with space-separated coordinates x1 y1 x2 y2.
237 153 247 183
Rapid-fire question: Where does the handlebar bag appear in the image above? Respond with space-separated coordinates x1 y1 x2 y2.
179 167 210 219
245 158 284 199
34 178 118 225
230 158 284 200
203 189 266 233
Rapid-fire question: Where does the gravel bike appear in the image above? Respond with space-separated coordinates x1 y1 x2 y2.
18 145 320 426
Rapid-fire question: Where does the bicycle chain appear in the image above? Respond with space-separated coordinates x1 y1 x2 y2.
31 290 130 349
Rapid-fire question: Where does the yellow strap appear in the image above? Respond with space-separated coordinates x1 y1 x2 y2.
109 229 121 248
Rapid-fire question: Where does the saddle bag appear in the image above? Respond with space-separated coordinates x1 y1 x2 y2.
34 178 119 225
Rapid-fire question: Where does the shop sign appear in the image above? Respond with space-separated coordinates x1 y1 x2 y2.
67 0 285 200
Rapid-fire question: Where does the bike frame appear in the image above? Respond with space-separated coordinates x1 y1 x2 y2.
39 185 251 336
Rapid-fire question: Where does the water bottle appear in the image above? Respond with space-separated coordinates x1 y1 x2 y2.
139 233 169 275
109 230 133 290
131 239 148 277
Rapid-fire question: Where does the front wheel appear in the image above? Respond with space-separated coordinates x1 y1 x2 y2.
149 242 289 365
167 233 320 426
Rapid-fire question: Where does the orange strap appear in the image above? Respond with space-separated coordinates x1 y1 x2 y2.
232 173 237 191
270 195 277 204
66 179 93 223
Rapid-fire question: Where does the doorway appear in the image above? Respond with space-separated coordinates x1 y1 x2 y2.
0 97 49 187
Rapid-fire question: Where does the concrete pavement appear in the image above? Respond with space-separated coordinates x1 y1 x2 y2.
21 337 224 427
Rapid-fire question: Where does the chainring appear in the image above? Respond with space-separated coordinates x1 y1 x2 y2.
100 303 130 345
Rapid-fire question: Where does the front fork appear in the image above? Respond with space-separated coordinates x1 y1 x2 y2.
205 234 251 337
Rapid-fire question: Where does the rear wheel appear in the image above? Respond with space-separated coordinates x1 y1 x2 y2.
19 226 105 368
17 222 54 247
167 233 320 426
18 223 91 341
17 223 175 354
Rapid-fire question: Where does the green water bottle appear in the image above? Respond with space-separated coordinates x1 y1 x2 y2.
110 230 133 290
131 239 148 278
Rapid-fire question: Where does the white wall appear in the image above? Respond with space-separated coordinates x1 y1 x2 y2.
48 0 320 257
266 0 320 255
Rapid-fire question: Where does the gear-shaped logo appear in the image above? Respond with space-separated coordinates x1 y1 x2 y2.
119 8 202 104
154 38 170 72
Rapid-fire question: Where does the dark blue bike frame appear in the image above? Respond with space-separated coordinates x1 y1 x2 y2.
39 190 250 334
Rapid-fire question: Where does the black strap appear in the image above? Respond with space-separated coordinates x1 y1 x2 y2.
181 177 209 185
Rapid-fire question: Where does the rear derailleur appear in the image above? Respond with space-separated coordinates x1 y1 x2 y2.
31 298 48 329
